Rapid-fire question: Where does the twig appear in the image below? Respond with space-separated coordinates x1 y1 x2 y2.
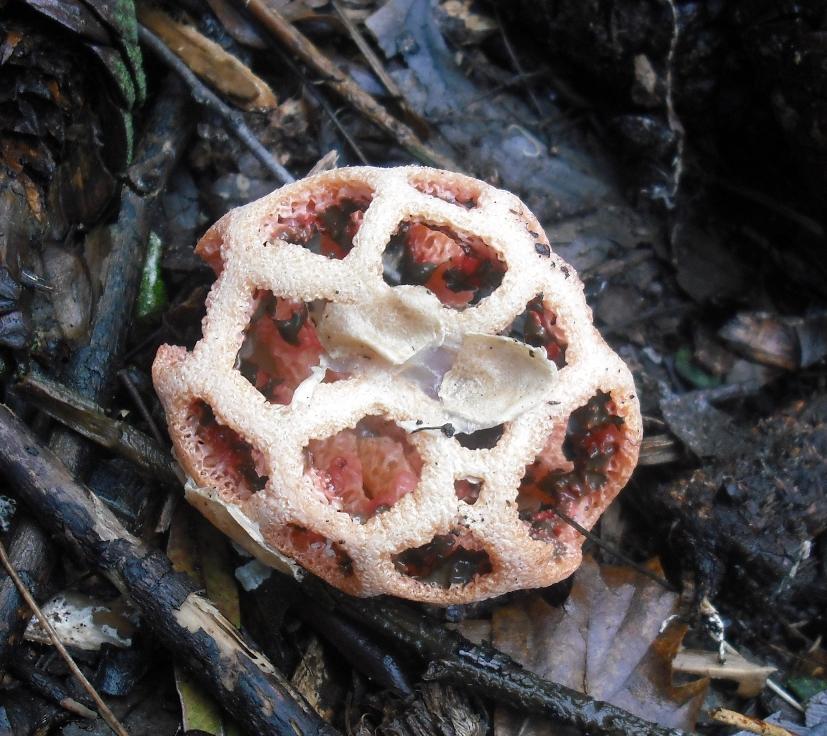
296 577 695 736
681 380 764 405
231 0 456 170
710 708 795 736
330 0 419 126
0 539 129 736
289 586 414 696
11 652 99 719
138 24 295 185
0 76 192 670
270 43 370 165
12 657 97 719
0 403 340 736
722 643 803 713
117 369 166 446
494 6 543 118
548 507 676 591
16 370 182 488
306 150 340 176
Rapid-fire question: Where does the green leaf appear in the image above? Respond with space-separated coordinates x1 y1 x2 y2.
168 506 243 735
788 676 827 703
174 666 225 735
136 231 168 320
674 346 721 390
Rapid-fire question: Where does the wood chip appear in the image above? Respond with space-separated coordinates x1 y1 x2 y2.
673 648 775 698
139 6 277 110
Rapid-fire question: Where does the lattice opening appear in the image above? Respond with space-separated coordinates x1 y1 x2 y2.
393 531 492 587
503 295 568 369
189 400 268 502
517 392 625 540
304 416 423 522
409 174 480 209
236 291 346 406
455 424 505 450
283 523 353 576
454 478 482 505
382 219 506 308
263 183 373 259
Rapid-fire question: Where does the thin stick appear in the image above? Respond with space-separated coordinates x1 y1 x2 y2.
233 0 456 169
138 24 295 185
298 577 694 736
330 1 413 116
117 369 165 446
12 657 97 719
710 708 795 736
0 539 129 736
270 43 370 165
494 6 543 118
549 507 676 591
722 643 803 713
16 370 181 488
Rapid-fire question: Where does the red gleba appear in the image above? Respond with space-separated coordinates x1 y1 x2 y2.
152 166 642 604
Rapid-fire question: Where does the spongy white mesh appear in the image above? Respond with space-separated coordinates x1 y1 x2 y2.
152 166 641 604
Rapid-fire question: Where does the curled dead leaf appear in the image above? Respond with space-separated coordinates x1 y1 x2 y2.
491 556 707 734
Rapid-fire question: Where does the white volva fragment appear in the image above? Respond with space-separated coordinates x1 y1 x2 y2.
318 286 445 364
438 334 558 427
24 591 134 650
184 478 303 579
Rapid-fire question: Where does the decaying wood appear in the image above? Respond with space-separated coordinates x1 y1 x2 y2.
0 402 340 736
297 578 696 736
0 76 192 670
16 369 181 488
292 587 414 696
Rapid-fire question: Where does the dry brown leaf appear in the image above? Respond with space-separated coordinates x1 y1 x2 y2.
492 556 707 735
139 6 277 111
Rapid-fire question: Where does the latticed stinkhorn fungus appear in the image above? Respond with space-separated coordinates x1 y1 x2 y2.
152 166 642 604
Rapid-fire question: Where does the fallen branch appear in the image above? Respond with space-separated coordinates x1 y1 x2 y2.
0 539 129 736
289 586 414 696
232 0 456 170
0 402 340 736
0 76 192 669
298 578 695 736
